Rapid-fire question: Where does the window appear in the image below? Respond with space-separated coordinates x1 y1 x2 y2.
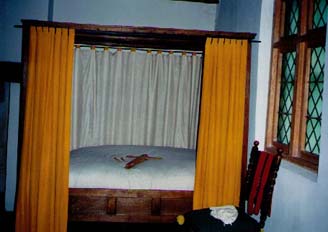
266 0 327 171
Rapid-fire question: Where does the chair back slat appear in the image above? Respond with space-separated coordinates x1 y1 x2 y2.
244 141 283 229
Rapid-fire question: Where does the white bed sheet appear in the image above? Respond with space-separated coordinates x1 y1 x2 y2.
69 145 196 190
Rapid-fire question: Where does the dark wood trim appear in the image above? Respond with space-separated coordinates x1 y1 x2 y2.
273 36 298 51
15 25 30 215
273 27 326 50
68 188 193 223
75 32 206 51
21 20 255 40
300 150 319 165
283 155 318 172
272 141 289 154
239 41 252 209
20 20 256 51
0 62 22 83
265 145 318 172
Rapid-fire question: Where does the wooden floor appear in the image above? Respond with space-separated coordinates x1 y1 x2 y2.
0 212 182 232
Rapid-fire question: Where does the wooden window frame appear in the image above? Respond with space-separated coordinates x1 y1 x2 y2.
266 0 327 172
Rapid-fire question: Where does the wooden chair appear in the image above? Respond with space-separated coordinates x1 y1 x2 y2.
178 141 283 232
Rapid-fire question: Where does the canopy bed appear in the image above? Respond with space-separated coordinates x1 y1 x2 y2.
15 20 256 231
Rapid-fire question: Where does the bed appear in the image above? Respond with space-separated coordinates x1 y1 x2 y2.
18 20 255 226
68 145 195 223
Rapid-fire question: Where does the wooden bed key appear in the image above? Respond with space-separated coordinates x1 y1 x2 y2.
124 154 162 169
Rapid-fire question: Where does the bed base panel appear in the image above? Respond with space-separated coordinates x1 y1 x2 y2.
68 188 193 223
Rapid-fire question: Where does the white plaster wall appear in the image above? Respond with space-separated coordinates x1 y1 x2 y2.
216 0 262 153
215 0 237 31
53 0 217 30
5 84 20 211
0 0 49 62
254 0 274 148
0 0 49 211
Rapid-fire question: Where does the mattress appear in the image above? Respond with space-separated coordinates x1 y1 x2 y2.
69 145 196 190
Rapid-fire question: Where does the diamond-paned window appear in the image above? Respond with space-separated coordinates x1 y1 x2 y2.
305 47 325 154
268 0 328 171
313 0 328 29
285 0 300 35
277 52 296 144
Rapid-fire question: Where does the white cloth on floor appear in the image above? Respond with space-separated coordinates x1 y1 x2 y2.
209 205 238 225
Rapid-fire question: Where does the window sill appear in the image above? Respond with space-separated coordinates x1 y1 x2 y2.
282 156 318 173
265 146 318 173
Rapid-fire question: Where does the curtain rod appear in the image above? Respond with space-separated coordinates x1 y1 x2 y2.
74 44 204 54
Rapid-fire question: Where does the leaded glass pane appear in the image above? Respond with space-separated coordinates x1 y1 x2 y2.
285 0 300 35
305 47 325 155
277 52 296 144
313 0 328 29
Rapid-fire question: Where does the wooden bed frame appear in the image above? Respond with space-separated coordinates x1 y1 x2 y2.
68 188 193 223
18 20 255 224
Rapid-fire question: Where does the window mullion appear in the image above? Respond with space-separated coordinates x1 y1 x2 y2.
266 0 285 150
289 42 308 157
300 0 310 35
266 49 283 148
289 0 308 157
307 0 315 30
273 0 285 42
300 45 312 154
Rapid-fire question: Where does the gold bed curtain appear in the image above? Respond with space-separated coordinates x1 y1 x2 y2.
15 28 248 230
193 38 248 209
15 26 75 232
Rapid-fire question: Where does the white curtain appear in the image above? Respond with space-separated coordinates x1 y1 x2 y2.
71 47 202 150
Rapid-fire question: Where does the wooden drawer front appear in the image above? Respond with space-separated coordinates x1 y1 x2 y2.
69 196 107 215
161 198 192 215
116 197 151 215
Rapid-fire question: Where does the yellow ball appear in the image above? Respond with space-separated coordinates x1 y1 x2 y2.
176 215 185 225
